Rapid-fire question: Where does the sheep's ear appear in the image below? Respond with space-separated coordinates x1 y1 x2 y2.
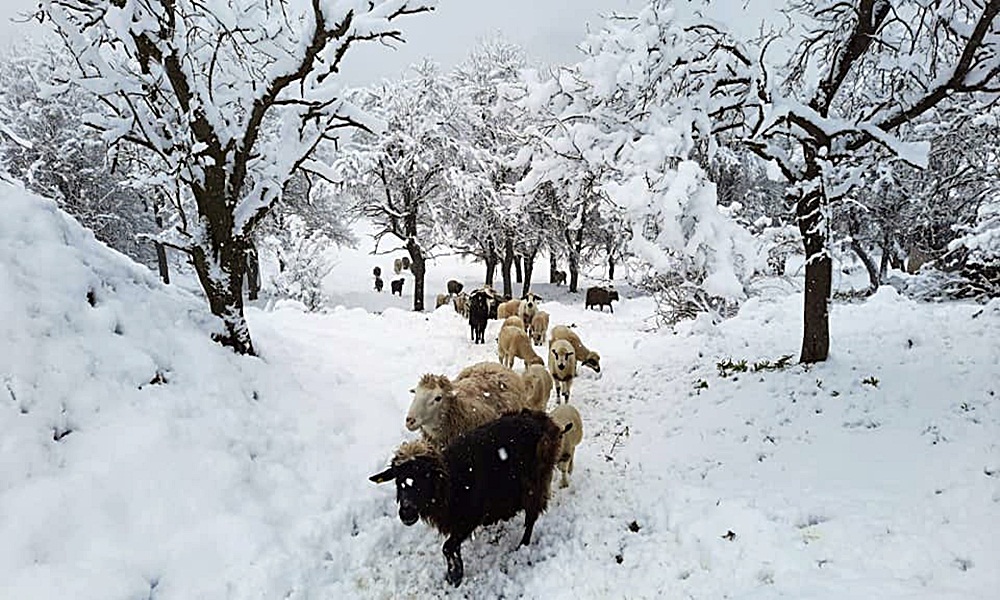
561 422 574 434
369 467 396 484
408 388 415 394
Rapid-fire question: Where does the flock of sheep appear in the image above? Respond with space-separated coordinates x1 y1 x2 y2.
369 281 606 588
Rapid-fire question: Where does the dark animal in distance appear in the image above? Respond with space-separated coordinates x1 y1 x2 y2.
447 280 464 295
401 256 411 270
467 290 490 344
374 276 384 292
553 270 567 286
370 409 567 587
373 266 382 277
585 286 619 312
391 278 405 296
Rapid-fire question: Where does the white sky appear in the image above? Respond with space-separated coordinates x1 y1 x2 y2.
0 0 786 86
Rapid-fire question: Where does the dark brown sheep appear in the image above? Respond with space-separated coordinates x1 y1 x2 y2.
585 286 619 312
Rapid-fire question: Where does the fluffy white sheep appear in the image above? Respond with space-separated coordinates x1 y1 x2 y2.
550 325 601 373
496 298 522 320
549 404 583 488
503 315 526 331
406 362 525 448
529 311 549 346
518 292 541 336
521 364 553 411
548 339 577 404
499 325 545 369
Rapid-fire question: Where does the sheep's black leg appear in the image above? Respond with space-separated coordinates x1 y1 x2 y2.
519 508 539 547
443 531 471 587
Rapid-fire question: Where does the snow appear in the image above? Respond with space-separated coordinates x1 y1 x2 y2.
2 180 999 598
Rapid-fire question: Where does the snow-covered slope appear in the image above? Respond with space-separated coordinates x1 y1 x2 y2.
2 180 998 599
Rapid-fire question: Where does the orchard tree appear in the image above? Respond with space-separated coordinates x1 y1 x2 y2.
38 0 434 354
743 0 1000 361
340 61 457 311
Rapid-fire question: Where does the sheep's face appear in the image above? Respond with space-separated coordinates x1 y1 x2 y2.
522 294 538 314
549 341 575 375
370 456 444 526
407 383 450 432
581 353 601 373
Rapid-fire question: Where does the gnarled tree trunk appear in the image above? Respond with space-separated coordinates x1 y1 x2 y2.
407 240 426 312
549 251 558 283
485 242 498 287
521 248 537 298
246 241 261 301
501 236 515 298
514 254 523 284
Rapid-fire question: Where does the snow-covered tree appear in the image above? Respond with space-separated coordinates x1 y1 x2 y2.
0 43 163 270
38 0 434 354
741 0 1000 361
519 3 759 305
339 61 456 311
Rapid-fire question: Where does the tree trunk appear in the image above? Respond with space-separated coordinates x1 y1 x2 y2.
608 254 616 281
191 238 255 355
485 245 498 287
407 240 426 312
155 243 170 284
566 227 584 293
246 241 261 301
521 249 536 298
514 255 523 283
850 239 879 294
152 194 170 284
796 182 831 364
878 230 893 282
549 251 558 283
501 237 515 298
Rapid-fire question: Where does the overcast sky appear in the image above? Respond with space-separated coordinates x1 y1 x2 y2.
0 1 785 86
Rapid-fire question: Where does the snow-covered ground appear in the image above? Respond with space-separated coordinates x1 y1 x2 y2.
2 181 998 599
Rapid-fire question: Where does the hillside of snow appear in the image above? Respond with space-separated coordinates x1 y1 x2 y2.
1 180 998 599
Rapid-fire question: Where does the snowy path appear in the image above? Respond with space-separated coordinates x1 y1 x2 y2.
248 290 999 599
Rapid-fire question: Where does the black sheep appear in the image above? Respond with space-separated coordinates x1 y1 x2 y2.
370 409 566 587
447 279 464 295
391 278 405 296
467 290 489 344
374 276 384 292
585 286 619 312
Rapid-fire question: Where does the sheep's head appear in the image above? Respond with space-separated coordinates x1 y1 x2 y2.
549 340 576 375
406 374 454 432
581 351 602 373
369 440 447 526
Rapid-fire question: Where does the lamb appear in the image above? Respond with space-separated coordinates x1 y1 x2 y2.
498 324 545 369
496 298 522 320
447 280 464 295
370 409 566 587
391 278 405 296
435 293 451 309
529 311 549 346
502 315 526 331
518 292 541 336
468 290 490 344
549 404 583 488
548 339 577 404
585 286 620 313
550 325 601 373
521 364 553 411
405 362 526 448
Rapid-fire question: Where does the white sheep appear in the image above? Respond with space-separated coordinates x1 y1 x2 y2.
496 298 522 320
518 292 541 336
550 325 601 373
406 362 525 449
521 363 553 412
549 404 583 488
529 311 549 346
548 339 577 404
499 324 545 369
